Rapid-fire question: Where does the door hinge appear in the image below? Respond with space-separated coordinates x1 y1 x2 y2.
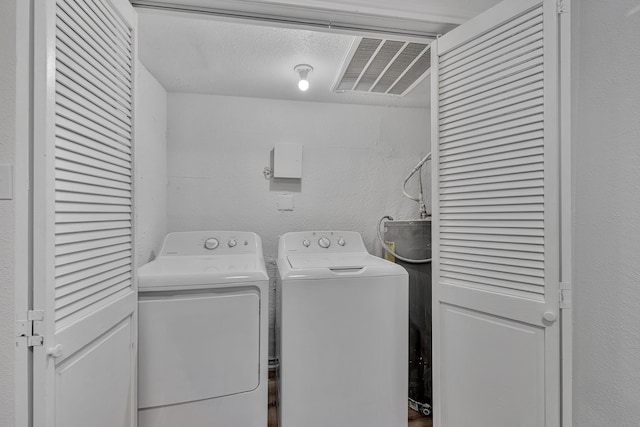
559 282 572 309
556 0 568 14
16 310 44 347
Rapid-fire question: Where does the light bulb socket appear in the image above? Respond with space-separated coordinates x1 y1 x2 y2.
294 64 313 91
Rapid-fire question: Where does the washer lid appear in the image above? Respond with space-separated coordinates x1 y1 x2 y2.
287 253 378 269
283 252 406 279
138 254 268 290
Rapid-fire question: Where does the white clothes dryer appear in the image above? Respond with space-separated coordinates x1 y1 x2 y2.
276 231 408 427
137 231 268 427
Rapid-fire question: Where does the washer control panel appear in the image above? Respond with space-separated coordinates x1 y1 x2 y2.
160 231 262 257
279 231 367 254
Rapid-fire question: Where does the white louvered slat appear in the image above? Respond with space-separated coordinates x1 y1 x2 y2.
56 170 131 191
440 115 544 145
440 63 543 109
439 48 543 99
65 0 132 60
439 7 543 68
439 154 544 177
440 130 544 158
55 202 132 214
56 91 131 137
56 147 131 177
55 243 131 267
55 249 132 277
440 138 543 165
440 74 543 116
55 191 131 207
439 94 543 130
438 273 545 298
440 244 544 261
440 195 544 208
55 212 132 224
440 170 544 189
440 231 544 246
57 135 131 169
57 116 131 153
55 272 131 309
56 235 131 256
56 265 131 298
54 282 131 325
57 2 130 75
56 180 131 199
55 158 131 184
439 16 543 81
55 227 131 245
55 220 131 236
89 0 132 46
56 52 130 112
56 104 131 147
440 38 543 96
55 257 130 288
54 0 133 330
56 76 131 128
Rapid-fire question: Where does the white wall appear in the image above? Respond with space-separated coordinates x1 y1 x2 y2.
0 1 17 426
135 63 168 266
572 0 640 424
167 93 430 258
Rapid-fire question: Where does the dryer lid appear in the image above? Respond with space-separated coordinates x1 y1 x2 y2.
138 254 268 290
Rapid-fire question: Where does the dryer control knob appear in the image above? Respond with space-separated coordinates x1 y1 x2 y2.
337 238 345 246
228 239 237 248
303 239 311 247
318 237 331 248
204 238 219 250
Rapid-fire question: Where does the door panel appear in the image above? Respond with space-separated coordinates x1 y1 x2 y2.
440 304 545 427
56 316 134 427
33 0 137 426
431 0 561 426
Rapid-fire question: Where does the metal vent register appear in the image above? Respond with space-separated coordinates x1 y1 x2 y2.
335 38 431 96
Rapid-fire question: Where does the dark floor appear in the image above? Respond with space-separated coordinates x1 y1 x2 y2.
267 374 432 427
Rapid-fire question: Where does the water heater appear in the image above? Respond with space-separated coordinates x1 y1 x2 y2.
383 219 432 416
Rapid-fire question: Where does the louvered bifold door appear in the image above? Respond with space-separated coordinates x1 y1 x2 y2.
430 0 561 426
33 1 138 426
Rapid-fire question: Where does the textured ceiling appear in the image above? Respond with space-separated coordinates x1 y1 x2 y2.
137 0 500 108
138 12 432 107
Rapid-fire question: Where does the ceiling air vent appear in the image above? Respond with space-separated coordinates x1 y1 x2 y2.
334 38 431 96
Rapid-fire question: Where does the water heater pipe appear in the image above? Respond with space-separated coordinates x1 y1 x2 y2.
403 152 431 219
377 216 432 264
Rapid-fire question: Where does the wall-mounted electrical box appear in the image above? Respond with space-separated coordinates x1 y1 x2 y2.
273 144 302 179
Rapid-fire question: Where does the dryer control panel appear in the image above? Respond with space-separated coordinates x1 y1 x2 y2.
160 231 262 257
279 231 367 255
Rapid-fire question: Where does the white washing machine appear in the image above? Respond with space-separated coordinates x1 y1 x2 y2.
137 231 268 427
276 231 408 427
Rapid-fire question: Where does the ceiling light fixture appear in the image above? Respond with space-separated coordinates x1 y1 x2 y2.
294 64 313 91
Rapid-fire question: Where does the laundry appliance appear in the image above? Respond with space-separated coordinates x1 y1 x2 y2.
137 231 268 427
276 230 408 427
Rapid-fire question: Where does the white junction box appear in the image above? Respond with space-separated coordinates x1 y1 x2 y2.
278 194 294 211
273 144 302 179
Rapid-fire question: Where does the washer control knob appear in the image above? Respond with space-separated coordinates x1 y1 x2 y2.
303 239 311 247
204 238 219 250
228 239 237 248
338 238 346 246
318 237 331 248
